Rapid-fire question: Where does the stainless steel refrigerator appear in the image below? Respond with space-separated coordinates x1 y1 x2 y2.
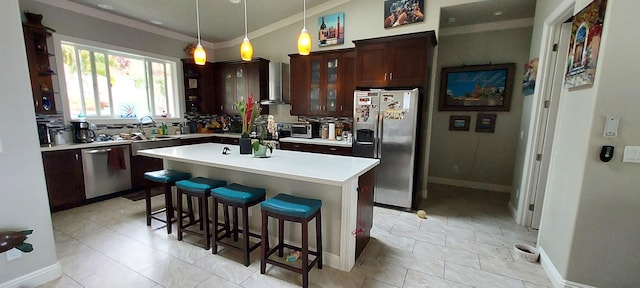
353 89 422 209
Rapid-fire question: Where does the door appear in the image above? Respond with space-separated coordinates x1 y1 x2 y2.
376 90 419 208
530 21 572 228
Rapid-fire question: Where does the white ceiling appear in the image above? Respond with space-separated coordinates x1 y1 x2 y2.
62 0 536 44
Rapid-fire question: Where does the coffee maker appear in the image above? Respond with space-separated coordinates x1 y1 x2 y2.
71 120 95 143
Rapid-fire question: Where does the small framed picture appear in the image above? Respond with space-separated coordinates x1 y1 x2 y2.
449 115 470 131
475 113 497 133
188 79 198 89
318 12 345 47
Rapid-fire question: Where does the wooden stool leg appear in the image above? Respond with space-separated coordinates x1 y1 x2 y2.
223 204 231 238
302 218 309 288
278 218 284 257
203 195 210 249
316 210 322 269
232 206 239 242
145 180 152 226
176 188 184 241
260 209 268 274
242 204 250 266
165 184 173 234
198 197 204 230
212 197 219 254
187 196 195 225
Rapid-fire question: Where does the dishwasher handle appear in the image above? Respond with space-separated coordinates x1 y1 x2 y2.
84 148 112 154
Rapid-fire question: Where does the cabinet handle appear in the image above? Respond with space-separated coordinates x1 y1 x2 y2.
384 73 387 81
330 148 337 151
390 72 393 80
340 105 343 111
294 145 301 148
220 105 223 111
75 153 78 161
35 99 39 108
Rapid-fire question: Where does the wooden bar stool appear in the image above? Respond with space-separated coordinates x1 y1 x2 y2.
211 183 266 266
175 177 227 249
144 170 191 234
260 194 322 288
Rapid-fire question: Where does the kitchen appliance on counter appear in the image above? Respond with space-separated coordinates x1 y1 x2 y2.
82 145 131 199
37 121 52 145
290 122 320 139
352 89 422 209
71 120 95 143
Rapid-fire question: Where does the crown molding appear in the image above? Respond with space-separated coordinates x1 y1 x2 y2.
440 17 534 36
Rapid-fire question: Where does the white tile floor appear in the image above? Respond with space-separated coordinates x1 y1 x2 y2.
40 184 551 288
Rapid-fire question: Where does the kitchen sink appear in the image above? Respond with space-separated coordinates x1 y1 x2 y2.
130 137 180 156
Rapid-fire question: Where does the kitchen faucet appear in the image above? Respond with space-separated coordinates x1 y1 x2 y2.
138 116 156 136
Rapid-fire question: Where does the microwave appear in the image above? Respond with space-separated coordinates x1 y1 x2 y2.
290 122 320 138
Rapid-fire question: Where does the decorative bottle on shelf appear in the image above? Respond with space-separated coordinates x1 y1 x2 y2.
319 17 327 45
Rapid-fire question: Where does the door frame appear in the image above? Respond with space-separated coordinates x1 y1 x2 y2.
516 0 575 226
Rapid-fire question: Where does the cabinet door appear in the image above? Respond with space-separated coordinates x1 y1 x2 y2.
354 42 388 87
339 51 356 117
324 55 339 115
289 55 310 115
387 37 428 87
42 150 85 211
130 155 163 191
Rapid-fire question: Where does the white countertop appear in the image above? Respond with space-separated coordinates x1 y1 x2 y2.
279 137 353 147
138 143 378 186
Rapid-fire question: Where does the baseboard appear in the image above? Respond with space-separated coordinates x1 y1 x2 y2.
428 177 512 193
539 247 596 288
0 261 62 288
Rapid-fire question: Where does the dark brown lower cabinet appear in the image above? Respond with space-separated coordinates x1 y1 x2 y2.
356 166 376 259
180 136 214 145
279 142 352 156
42 149 85 212
211 136 239 145
130 156 163 191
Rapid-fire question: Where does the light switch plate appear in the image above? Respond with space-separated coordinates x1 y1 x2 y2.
623 146 640 163
604 116 620 137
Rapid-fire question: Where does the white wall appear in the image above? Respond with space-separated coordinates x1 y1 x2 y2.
529 0 640 286
0 0 61 287
428 27 532 191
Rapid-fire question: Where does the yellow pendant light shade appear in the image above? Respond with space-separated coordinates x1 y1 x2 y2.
194 44 206 64
193 0 206 65
240 0 252 61
298 28 311 55
240 37 253 61
298 0 311 55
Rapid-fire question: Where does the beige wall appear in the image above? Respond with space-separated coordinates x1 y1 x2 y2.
530 0 640 286
428 27 532 190
0 0 61 286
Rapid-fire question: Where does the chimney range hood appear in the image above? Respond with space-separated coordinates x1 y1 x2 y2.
261 62 290 105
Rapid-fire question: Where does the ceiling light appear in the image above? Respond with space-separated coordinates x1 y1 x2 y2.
97 4 113 10
150 20 163 25
494 11 503 16
193 0 206 65
297 0 311 55
240 0 253 61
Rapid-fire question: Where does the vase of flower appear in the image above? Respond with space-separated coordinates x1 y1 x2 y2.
239 134 252 154
237 92 261 155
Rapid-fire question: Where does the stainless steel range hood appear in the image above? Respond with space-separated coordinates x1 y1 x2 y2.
261 62 290 105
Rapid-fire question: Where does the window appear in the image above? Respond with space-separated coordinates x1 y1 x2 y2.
58 39 179 121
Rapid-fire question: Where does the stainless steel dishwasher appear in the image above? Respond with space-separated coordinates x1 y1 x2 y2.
82 144 132 199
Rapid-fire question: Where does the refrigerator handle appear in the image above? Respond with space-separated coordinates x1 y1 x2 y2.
376 113 383 158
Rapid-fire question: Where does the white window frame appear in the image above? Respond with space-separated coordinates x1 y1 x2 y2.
52 34 184 125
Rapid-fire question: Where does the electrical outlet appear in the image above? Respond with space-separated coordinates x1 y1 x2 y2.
453 165 459 173
6 248 22 261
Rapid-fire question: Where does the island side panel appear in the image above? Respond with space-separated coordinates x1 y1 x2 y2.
356 166 377 259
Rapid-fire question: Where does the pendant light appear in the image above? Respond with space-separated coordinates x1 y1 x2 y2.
193 0 206 65
297 0 311 55
240 0 253 61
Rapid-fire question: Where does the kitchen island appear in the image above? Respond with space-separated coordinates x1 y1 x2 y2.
138 143 379 271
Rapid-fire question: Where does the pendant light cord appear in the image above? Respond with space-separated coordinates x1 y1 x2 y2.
244 0 248 37
303 0 306 29
196 0 202 44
